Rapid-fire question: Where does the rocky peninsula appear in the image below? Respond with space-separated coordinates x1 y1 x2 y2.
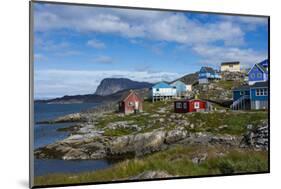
35 101 268 161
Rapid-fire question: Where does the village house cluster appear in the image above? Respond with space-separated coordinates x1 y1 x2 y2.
231 59 268 110
118 59 269 114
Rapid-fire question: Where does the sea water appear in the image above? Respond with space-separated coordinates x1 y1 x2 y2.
33 103 111 176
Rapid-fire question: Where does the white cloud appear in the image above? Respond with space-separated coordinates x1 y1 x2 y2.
192 44 267 68
34 69 181 98
221 15 268 26
92 55 113 64
87 39 106 49
220 15 268 31
34 4 259 46
35 38 69 51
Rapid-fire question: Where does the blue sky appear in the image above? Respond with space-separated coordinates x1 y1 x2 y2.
33 2 268 99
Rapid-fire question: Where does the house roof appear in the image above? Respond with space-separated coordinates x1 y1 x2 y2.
248 59 268 74
201 66 216 74
171 80 186 86
250 81 268 88
233 81 268 91
233 85 250 91
221 61 240 66
257 59 268 73
120 90 142 102
174 99 206 102
152 82 172 88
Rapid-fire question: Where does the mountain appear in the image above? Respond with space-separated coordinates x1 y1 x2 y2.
95 78 153 96
35 88 151 104
173 72 199 85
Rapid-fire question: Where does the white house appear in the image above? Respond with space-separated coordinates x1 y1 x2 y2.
152 82 176 102
221 61 240 72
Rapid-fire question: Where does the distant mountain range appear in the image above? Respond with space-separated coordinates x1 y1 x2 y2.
35 78 153 104
95 78 153 96
35 88 150 104
35 73 200 104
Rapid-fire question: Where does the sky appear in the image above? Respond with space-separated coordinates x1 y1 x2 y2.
33 2 268 99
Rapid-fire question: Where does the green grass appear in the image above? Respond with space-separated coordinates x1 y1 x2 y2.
197 80 244 100
34 145 268 186
217 80 243 90
103 127 137 137
186 111 267 135
94 100 267 137
94 100 174 135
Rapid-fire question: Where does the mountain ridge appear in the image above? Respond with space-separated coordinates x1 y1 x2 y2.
95 78 153 96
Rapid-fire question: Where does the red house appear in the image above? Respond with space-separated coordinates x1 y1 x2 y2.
119 90 143 114
174 99 207 113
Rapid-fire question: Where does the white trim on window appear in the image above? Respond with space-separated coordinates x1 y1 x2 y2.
256 88 268 96
194 102 200 109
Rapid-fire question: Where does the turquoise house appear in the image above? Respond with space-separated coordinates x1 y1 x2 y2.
231 81 268 110
170 80 190 97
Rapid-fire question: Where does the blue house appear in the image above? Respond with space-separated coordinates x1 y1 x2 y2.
248 59 268 85
170 80 191 97
152 82 176 102
231 81 268 110
198 67 221 84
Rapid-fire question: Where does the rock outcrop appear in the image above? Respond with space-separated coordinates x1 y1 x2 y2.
240 120 269 150
130 171 173 180
107 130 167 157
35 125 241 160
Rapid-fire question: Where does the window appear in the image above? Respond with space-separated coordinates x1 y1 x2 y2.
194 102 200 109
229 65 233 68
256 88 268 96
156 88 159 92
257 73 262 78
129 102 134 106
264 88 268 96
251 73 255 79
183 103 187 109
176 102 182 108
256 89 260 96
240 91 245 95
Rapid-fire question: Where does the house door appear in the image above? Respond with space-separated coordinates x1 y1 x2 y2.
194 102 200 109
255 101 260 110
135 101 139 110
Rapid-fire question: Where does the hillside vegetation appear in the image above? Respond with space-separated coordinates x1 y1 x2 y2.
34 145 268 186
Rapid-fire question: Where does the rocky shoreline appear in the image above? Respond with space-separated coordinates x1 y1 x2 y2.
34 109 268 161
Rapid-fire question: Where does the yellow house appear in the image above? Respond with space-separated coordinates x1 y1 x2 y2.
220 61 240 72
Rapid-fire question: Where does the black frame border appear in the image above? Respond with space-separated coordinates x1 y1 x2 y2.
29 0 270 188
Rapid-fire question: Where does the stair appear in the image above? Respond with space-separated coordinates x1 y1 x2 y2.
231 95 250 110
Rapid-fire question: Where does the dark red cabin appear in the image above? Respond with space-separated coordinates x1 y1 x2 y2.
174 99 207 113
119 90 143 114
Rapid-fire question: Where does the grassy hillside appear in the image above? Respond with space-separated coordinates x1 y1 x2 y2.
194 80 246 101
34 145 268 186
94 100 267 137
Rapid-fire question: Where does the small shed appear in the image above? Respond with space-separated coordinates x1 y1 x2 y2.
119 90 143 114
174 99 207 113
